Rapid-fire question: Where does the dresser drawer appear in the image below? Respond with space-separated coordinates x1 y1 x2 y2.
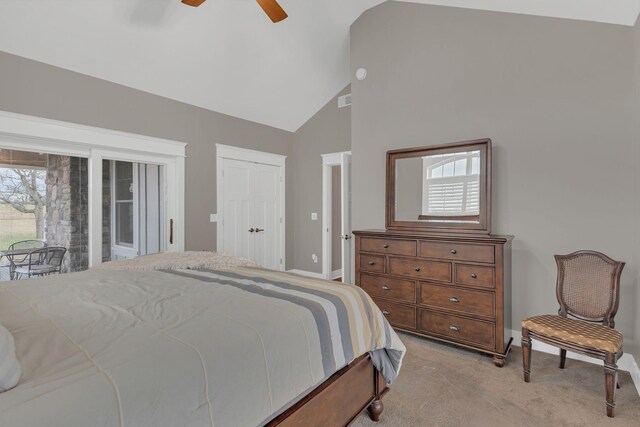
420 241 494 264
419 310 495 350
388 257 451 282
360 254 385 273
360 237 417 257
455 264 495 289
419 283 495 318
361 274 416 303
373 299 416 330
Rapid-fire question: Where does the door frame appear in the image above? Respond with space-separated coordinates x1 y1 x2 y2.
321 151 351 281
0 110 186 267
216 143 286 270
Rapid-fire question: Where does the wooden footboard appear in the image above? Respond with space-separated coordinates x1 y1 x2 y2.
267 354 388 426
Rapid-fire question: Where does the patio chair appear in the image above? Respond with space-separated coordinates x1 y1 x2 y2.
7 240 48 280
14 247 67 279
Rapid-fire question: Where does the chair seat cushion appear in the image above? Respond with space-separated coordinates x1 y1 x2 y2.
522 315 623 353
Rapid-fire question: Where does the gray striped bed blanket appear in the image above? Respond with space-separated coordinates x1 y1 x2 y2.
0 266 406 427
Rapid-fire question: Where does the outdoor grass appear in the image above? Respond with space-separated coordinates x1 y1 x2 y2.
0 203 39 251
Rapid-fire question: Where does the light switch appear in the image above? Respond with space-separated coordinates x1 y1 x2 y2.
311 213 318 221
209 214 218 223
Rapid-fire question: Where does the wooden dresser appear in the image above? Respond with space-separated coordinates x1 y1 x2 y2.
354 229 513 366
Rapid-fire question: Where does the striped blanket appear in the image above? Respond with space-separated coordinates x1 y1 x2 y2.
0 266 405 427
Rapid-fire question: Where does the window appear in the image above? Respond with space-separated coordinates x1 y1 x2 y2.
422 151 480 219
114 161 134 247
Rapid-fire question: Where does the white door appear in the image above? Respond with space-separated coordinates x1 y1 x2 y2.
221 159 254 260
252 163 281 269
340 153 352 284
219 158 283 270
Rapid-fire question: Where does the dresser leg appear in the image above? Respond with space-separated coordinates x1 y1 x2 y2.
493 355 506 368
368 399 384 421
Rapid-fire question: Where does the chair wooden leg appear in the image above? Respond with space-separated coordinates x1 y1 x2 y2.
604 353 617 418
559 349 567 369
521 328 532 383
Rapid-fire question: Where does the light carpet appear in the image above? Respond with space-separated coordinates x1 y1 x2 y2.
353 332 640 426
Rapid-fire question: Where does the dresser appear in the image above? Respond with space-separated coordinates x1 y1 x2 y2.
354 229 513 367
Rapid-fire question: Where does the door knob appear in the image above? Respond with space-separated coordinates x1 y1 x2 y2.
450 249 457 254
248 228 255 233
471 273 477 279
382 309 391 316
449 325 460 332
449 296 460 303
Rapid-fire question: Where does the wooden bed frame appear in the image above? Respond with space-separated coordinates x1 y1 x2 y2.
267 354 388 426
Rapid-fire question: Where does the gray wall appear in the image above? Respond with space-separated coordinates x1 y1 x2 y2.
351 2 639 356
0 51 294 266
291 85 351 274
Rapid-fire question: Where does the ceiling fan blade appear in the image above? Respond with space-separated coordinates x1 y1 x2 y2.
256 0 288 23
181 0 207 7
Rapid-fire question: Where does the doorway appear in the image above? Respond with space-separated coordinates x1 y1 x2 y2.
216 144 286 271
321 151 352 283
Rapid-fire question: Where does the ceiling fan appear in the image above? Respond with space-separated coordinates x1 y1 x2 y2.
181 0 288 23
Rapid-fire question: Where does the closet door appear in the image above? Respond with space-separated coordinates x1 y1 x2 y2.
220 159 254 261
252 163 281 270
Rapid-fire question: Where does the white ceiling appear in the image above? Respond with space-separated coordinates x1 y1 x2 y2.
1 1 639 132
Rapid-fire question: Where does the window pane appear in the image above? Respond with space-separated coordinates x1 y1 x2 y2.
116 202 134 246
443 161 454 177
454 159 467 176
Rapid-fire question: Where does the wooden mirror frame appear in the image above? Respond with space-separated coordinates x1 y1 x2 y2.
386 138 492 234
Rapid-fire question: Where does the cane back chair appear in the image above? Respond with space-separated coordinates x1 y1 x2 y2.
521 250 625 417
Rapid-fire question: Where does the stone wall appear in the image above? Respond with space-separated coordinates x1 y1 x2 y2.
45 155 89 272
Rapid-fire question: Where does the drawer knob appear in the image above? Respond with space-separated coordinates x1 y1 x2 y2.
382 285 391 291
450 249 457 254
383 244 389 249
449 325 460 332
414 267 421 272
449 296 460 303
471 273 478 279
368 261 376 266
382 309 391 316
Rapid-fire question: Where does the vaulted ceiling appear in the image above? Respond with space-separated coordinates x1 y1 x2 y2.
1 1 638 132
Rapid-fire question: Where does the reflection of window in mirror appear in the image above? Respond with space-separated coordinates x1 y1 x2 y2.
420 150 480 222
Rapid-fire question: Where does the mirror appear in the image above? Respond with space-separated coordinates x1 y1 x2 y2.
386 139 491 234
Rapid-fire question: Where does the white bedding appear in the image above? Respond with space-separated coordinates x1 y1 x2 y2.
0 265 405 427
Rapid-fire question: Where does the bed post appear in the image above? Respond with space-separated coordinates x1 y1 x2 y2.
368 367 385 421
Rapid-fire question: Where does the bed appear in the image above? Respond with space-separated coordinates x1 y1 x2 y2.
0 253 405 426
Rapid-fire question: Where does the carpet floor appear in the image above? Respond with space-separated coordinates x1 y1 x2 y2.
352 332 640 426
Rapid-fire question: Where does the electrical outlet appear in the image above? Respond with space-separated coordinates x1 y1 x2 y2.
312 254 318 263
311 212 318 221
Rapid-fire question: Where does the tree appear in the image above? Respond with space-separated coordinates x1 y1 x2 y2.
0 168 46 239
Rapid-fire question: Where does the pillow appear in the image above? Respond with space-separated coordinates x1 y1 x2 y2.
94 251 259 272
0 323 21 392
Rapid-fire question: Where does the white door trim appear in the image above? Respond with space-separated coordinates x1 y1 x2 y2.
0 110 187 267
216 143 286 270
321 151 351 281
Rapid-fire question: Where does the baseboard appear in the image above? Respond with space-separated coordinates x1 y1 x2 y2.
511 329 640 396
286 269 324 279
